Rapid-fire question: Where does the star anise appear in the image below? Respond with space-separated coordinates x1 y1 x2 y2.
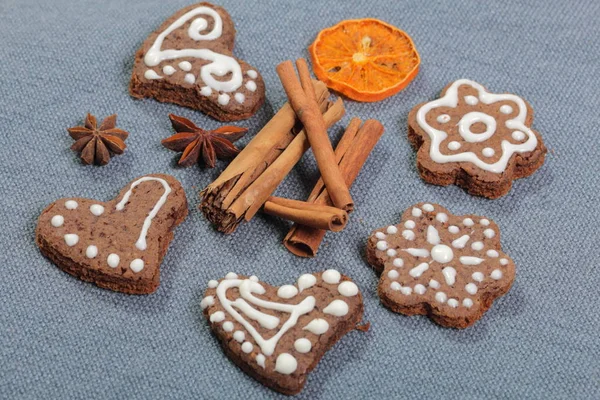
161 114 248 168
68 114 129 165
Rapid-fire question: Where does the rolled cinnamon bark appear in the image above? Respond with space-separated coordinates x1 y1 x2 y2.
263 196 348 232
283 119 385 257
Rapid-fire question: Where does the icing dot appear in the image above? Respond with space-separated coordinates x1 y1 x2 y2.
429 279 441 289
465 95 479 105
387 270 399 279
234 93 245 103
393 258 404 267
200 296 214 309
51 215 64 227
144 70 161 80
472 272 484 282
448 141 461 151
64 234 79 247
482 147 495 157
241 342 253 353
85 245 98 259
65 200 78 210
130 259 144 273
437 114 451 123
448 225 459 234
512 131 526 141
386 249 397 257
303 319 329 335
387 225 398 234
163 65 176 75
484 229 496 238
376 241 388 251
447 299 459 308
465 283 478 295
107 254 119 268
400 286 412 295
246 81 257 92
487 250 499 258
210 311 225 323
375 232 386 239
402 230 415 240
324 299 349 316
233 331 245 342
297 274 316 292
491 269 503 280
274 353 297 375
178 61 192 71
414 284 427 295
218 93 230 105
322 269 341 284
500 258 509 265
390 281 401 291
208 280 219 288
249 275 259 282
435 292 447 303
463 298 474 308
463 218 474 226
500 105 513 114
404 220 416 229
471 241 484 251
294 338 312 353
184 73 196 84
431 244 454 263
256 354 266 368
412 208 422 217
90 204 104 216
436 213 449 223
480 219 490 226
338 281 359 297
422 203 434 212
225 272 238 279
222 321 234 332
277 285 298 299
247 70 258 79
200 86 212 96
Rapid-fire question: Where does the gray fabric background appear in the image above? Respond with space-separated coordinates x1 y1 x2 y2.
1 0 599 398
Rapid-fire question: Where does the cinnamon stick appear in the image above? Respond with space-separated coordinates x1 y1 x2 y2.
277 59 354 212
282 119 385 257
263 196 348 232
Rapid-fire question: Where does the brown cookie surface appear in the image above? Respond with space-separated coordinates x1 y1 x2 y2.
201 270 364 395
408 79 546 198
130 3 265 121
366 203 515 328
36 174 188 294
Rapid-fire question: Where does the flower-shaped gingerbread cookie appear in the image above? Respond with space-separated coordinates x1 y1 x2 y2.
366 203 515 328
408 79 546 198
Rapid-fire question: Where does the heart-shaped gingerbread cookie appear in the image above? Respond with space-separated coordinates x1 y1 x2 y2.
129 2 265 121
201 270 364 395
36 174 188 294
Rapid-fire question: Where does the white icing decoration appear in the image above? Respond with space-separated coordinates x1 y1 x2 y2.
482 147 495 157
452 235 470 248
294 338 312 353
277 285 298 299
234 93 245 103
448 225 459 234
390 282 401 291
386 249 397 257
200 296 214 309
422 203 434 212
223 321 233 332
144 70 162 80
225 272 238 279
210 311 225 323
233 331 245 342
402 230 415 240
465 283 478 295
436 213 449 223
387 226 398 234
472 272 484 282
437 114 451 123
375 232 386 239
90 204 104 216
448 141 461 151
409 262 429 278
429 279 440 289
460 256 485 265
64 234 79 247
465 95 478 105
447 298 459 308
338 281 359 297
200 86 212 96
414 284 427 294
143 6 244 93
442 266 457 286
65 200 78 210
246 81 257 92
323 299 349 316
208 280 219 288
115 177 172 251
500 105 513 114
480 218 490 226
404 248 429 257
400 286 412 295
471 241 484 251
435 292 447 303
247 70 258 79
241 342 253 353
393 258 404 267
274 353 297 375
51 215 64 227
491 269 503 280
463 298 473 308
85 245 98 259
322 269 341 284
427 225 440 245
484 229 496 238
431 245 454 263
163 65 176 75
500 258 509 265
178 61 192 71
218 93 230 105
512 131 526 141
404 220 416 229
297 274 316 292
487 250 499 258
256 354 266 368
376 241 388 251
411 207 422 217
130 258 144 273
184 73 196 84
107 254 119 268
303 318 329 335
463 218 474 226
416 79 538 173
388 270 399 279
249 275 259 282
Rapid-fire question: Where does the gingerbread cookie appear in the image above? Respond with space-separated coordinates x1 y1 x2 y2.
408 79 546 198
129 3 265 121
366 203 515 328
201 270 364 395
36 174 188 294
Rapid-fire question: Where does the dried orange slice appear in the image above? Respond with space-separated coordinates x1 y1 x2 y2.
309 18 420 102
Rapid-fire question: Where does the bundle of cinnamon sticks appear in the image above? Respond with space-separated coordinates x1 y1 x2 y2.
200 59 384 257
